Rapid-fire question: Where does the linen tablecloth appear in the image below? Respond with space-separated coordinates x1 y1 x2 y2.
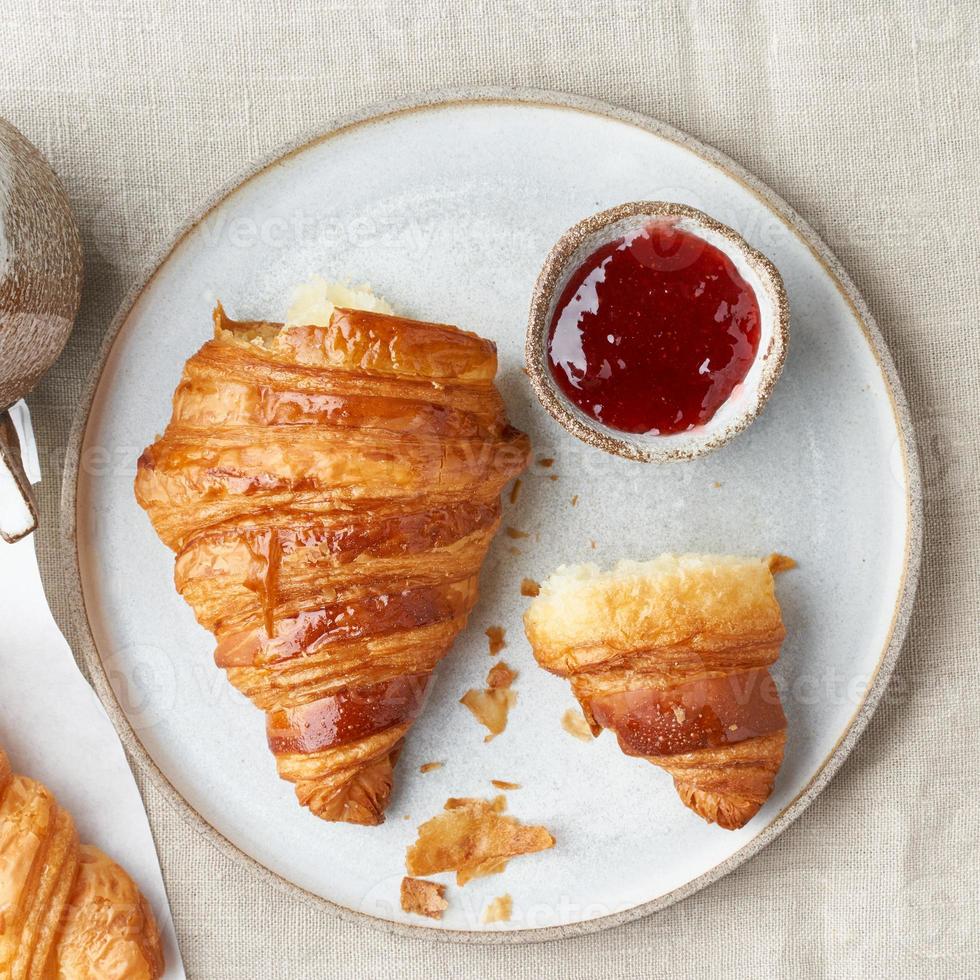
3 1 977 975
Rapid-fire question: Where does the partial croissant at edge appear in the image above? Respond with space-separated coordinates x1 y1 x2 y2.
0 748 165 978
135 303 530 824
523 554 791 830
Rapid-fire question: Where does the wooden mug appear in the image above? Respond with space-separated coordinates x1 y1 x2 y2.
0 118 82 542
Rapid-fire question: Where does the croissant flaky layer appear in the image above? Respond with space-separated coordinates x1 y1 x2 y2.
136 304 529 823
0 749 165 978
523 554 790 830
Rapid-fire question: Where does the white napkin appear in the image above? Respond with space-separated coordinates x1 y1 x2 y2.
0 401 184 976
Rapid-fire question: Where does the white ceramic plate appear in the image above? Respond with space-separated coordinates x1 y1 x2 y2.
63 91 920 941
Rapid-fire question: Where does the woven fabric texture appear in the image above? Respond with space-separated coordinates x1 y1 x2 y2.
2 0 977 976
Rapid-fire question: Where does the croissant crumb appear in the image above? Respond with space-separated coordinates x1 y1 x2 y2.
405 796 554 886
485 625 506 655
561 708 595 742
400 877 448 919
481 893 513 923
461 662 518 741
460 689 516 742
487 662 517 689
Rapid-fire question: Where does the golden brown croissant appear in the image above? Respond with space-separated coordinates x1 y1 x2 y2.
135 302 529 824
0 749 164 978
523 554 790 830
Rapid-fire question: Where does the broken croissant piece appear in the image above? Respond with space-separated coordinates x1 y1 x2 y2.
523 554 791 830
406 796 554 885
400 877 448 919
0 748 165 978
135 291 529 824
460 661 518 741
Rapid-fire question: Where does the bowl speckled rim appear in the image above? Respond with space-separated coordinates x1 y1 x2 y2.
525 200 790 462
59 87 922 945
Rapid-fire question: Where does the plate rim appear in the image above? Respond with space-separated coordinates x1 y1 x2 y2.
58 86 923 944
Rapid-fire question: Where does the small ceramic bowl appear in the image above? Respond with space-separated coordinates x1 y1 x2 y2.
525 201 789 462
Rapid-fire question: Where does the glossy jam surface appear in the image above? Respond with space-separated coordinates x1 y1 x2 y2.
547 220 761 435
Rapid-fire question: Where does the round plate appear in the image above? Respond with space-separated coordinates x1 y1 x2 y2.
62 89 921 941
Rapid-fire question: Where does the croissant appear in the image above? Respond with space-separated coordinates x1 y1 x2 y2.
135 301 529 824
523 554 790 830
0 749 165 978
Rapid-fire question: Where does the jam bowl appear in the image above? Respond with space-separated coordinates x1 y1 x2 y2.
525 201 789 463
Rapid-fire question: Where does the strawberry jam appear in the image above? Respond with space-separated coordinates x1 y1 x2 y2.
547 220 761 435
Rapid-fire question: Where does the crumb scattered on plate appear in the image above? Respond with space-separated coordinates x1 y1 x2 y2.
459 660 517 742
562 708 595 741
485 625 506 655
490 779 520 790
487 661 517 688
505 526 529 540
400 876 448 919
767 553 797 574
508 545 522 556
712 481 722 489
548 474 558 481
520 578 540 597
461 663 517 740
537 457 555 468
482 893 513 923
590 539 597 550
509 479 522 505
406 796 554 885
571 495 578 507
419 761 444 774
460 688 514 740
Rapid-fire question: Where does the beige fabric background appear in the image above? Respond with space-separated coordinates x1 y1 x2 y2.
3 0 977 975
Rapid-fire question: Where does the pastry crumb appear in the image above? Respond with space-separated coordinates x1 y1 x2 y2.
507 545 522 556
406 797 554 885
712 481 723 489
520 578 540 597
419 761 444 774
548 474 559 482
537 457 555 468
590 539 597 550
487 661 517 689
767 553 797 574
400 876 448 919
562 708 595 741
490 779 520 790
482 893 513 923
461 688 515 741
509 479 522 505
485 625 506 655
461 663 517 741
505 527 529 540
571 495 578 507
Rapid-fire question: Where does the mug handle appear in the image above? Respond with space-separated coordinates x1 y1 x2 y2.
0 409 38 543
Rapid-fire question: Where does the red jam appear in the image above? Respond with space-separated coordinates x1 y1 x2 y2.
547 220 761 435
